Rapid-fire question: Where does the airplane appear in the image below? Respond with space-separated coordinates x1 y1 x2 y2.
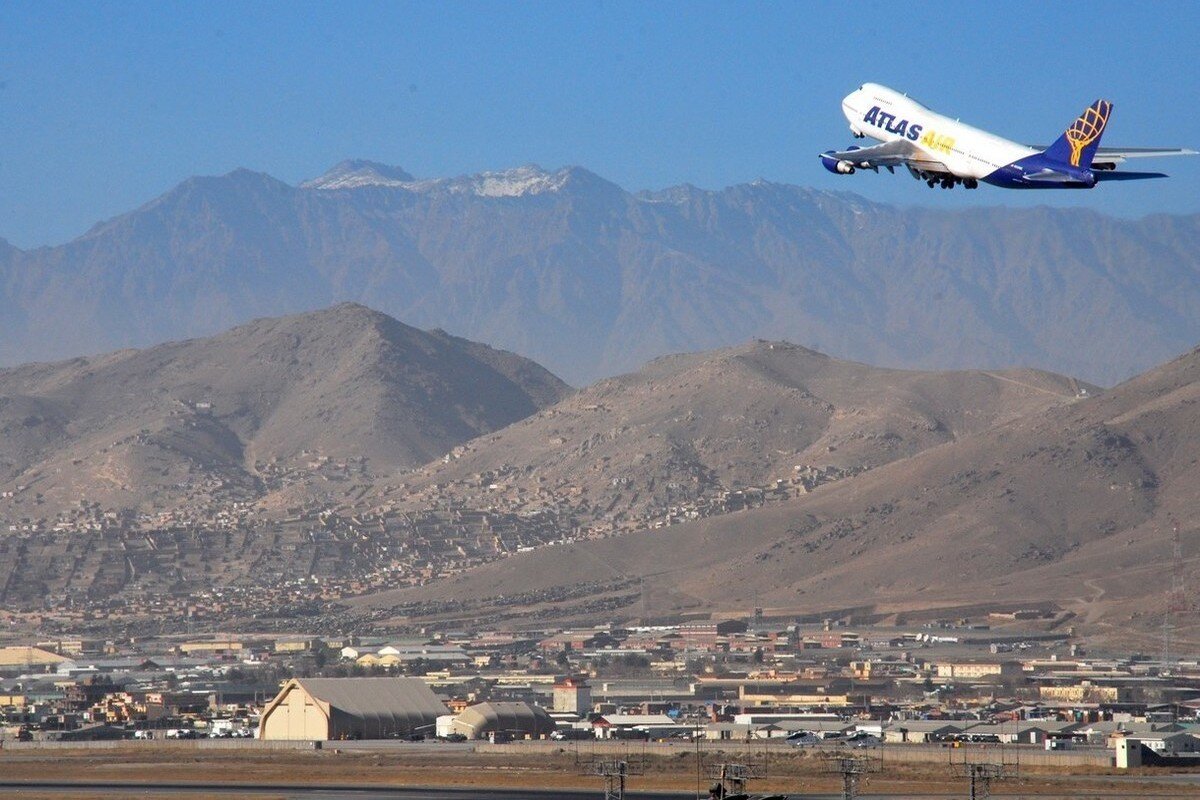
820 83 1197 189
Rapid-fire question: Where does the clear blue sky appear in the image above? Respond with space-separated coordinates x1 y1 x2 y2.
1 0 1198 248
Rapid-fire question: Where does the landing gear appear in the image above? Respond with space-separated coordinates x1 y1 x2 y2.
923 173 958 189
921 175 979 190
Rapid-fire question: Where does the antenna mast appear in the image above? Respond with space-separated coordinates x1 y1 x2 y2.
1164 518 1186 672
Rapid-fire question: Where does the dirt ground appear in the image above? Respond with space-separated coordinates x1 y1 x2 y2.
0 745 1197 798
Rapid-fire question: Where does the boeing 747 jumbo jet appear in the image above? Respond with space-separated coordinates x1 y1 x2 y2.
821 83 1196 189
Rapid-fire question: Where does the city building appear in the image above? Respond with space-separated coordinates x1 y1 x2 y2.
934 660 1024 680
552 676 592 714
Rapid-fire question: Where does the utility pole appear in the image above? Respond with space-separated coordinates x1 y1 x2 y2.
708 761 765 797
586 758 643 800
951 747 1016 800
821 754 877 800
954 763 1006 800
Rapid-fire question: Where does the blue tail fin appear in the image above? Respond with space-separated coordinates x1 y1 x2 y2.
1043 99 1113 168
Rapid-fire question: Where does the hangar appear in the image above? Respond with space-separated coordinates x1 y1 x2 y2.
259 677 448 740
443 701 556 740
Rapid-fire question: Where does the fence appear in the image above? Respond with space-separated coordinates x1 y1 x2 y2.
479 739 1114 768
0 737 1114 767
0 738 318 751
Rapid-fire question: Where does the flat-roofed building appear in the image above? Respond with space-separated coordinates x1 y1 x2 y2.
934 660 1023 680
178 641 243 657
1117 732 1200 768
552 676 592 714
594 713 680 739
881 720 964 743
36 639 103 656
259 677 448 741
0 646 69 674
1038 683 1126 703
357 644 471 668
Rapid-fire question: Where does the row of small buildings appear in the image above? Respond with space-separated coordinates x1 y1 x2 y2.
256 675 1200 767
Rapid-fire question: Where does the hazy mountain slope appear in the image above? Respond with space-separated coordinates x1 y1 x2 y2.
2 162 1199 385
0 303 570 515
383 340 1091 532
363 344 1200 647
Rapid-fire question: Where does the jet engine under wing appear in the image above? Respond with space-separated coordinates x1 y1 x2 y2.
820 139 950 173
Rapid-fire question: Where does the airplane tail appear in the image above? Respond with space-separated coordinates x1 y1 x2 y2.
1043 99 1113 169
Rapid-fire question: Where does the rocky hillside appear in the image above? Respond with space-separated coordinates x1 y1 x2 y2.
383 340 1091 536
361 343 1200 648
0 303 569 517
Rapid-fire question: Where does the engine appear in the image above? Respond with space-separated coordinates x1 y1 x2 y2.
820 151 856 174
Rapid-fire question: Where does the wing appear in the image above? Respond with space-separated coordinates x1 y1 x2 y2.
1026 145 1197 169
1092 171 1168 181
821 140 951 173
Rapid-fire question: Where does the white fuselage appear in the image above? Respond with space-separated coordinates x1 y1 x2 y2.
841 83 1036 179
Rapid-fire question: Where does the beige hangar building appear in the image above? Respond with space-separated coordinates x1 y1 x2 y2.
259 677 448 740
440 701 557 740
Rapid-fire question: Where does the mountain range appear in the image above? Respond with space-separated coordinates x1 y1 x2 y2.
2 158 1199 643
0 303 1195 647
2 160 1199 386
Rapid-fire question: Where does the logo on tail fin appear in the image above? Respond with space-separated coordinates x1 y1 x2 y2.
1065 100 1112 166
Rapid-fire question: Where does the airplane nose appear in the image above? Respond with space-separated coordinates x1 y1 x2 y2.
841 95 858 121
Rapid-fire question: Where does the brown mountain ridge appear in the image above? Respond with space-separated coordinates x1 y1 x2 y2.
377 340 1092 538
0 303 570 517
4 303 1190 647
354 344 1200 648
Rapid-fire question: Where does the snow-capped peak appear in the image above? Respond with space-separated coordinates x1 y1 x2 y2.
301 160 415 190
301 161 596 197
397 165 576 197
460 165 569 197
